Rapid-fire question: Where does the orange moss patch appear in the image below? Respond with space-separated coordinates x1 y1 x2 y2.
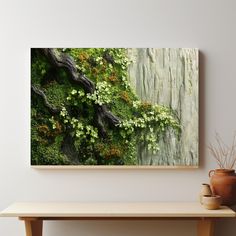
120 91 131 103
108 75 118 83
104 145 122 158
141 101 152 110
38 121 62 138
92 68 99 74
38 125 50 136
78 52 89 61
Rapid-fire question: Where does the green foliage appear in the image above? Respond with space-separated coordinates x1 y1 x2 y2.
118 101 180 154
31 136 70 165
31 48 180 165
67 81 113 106
31 117 69 165
31 55 50 86
45 82 71 108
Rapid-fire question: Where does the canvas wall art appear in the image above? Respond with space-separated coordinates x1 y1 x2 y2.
31 48 199 167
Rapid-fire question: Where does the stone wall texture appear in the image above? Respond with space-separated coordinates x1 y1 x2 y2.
128 48 199 166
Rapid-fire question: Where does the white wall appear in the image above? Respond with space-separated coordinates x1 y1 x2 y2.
0 0 236 235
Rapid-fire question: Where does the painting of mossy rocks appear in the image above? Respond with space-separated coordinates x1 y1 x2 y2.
31 48 198 166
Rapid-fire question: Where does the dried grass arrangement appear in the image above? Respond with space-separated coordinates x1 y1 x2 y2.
208 132 236 169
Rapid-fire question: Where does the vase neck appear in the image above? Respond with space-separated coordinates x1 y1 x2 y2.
215 169 235 175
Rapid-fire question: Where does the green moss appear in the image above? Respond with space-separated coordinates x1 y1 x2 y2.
31 54 51 86
31 48 180 165
45 82 71 108
31 140 69 165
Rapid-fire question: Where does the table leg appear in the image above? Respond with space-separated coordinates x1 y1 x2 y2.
197 219 214 236
24 219 43 236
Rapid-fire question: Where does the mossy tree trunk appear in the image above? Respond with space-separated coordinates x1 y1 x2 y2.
32 49 120 138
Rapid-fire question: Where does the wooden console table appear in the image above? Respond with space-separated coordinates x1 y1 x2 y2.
1 202 235 236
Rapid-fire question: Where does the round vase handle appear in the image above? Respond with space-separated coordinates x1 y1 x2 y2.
208 169 215 177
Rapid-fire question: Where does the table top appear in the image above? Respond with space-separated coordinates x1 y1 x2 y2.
1 202 235 218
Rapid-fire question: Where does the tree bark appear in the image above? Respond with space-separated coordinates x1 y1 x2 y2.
128 48 198 166
33 48 120 137
31 84 60 114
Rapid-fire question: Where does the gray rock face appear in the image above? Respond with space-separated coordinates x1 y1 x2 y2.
127 48 199 166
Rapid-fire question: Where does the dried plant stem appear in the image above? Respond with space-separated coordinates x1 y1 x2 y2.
208 132 236 169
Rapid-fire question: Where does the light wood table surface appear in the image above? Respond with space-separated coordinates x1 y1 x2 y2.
1 202 235 236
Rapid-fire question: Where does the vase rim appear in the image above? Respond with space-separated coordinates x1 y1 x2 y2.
215 168 235 173
203 195 221 199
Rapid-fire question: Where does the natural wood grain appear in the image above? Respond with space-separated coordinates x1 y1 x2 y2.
1 202 235 236
18 216 222 221
197 219 214 236
1 202 235 218
25 219 43 236
31 165 199 170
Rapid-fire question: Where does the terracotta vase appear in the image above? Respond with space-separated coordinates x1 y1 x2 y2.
209 169 236 206
199 183 212 204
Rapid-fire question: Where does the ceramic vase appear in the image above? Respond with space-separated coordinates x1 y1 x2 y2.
209 169 236 206
199 183 212 204
202 195 222 210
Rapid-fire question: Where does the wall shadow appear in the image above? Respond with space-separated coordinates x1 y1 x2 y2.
199 51 206 168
